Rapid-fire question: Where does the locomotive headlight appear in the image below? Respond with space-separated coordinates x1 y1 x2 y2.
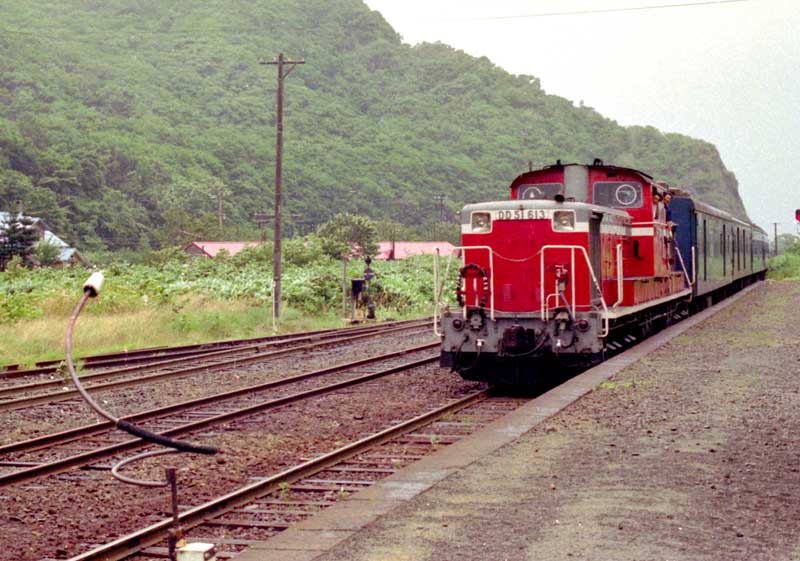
471 212 491 233
553 210 575 231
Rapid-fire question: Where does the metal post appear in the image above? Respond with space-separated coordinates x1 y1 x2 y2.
342 258 348 320
166 467 180 561
260 53 304 318
364 257 375 320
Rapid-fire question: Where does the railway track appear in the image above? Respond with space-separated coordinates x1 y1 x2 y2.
0 342 440 487
0 320 431 412
0 318 428 381
66 391 526 561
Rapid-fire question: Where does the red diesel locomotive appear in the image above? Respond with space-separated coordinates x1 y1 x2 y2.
438 160 767 384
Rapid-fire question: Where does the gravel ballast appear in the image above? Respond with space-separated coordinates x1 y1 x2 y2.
316 280 800 561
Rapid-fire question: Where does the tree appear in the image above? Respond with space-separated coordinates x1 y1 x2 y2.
0 0 752 254
34 237 62 266
0 214 39 270
317 213 379 260
777 233 800 254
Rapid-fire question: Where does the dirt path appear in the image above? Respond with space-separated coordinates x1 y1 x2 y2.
319 280 800 561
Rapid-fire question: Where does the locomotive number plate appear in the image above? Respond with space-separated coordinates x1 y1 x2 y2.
493 209 554 220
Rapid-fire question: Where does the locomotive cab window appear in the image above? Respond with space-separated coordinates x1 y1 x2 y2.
518 183 562 200
470 211 492 233
592 181 643 209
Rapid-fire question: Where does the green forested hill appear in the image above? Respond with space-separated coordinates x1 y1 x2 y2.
0 0 748 251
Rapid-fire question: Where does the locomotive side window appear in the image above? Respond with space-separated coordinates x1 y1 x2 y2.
518 183 562 200
592 181 643 209
470 211 492 233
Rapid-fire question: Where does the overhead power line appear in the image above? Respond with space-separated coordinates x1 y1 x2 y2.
444 0 757 21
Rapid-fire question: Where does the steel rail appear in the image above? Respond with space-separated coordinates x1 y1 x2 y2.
0 346 440 486
0 342 438 457
67 389 490 561
0 320 426 391
0 318 428 379
0 323 432 411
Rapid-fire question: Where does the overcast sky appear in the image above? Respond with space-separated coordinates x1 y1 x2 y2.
363 0 799 235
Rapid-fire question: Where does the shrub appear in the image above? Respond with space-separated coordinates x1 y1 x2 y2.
35 238 62 267
768 253 800 280
0 249 440 326
231 242 274 266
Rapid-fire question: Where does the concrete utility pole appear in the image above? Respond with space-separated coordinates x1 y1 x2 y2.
260 53 304 318
773 222 779 256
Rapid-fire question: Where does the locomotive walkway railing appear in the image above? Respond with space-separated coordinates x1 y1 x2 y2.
614 243 624 308
432 224 698 340
434 244 611 338
539 245 609 338
674 244 696 289
433 245 495 337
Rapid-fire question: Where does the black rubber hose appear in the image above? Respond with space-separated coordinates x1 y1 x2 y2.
66 285 218 456
450 333 469 373
116 420 218 455
501 331 550 359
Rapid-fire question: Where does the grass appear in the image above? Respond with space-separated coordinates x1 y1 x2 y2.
0 252 440 365
0 296 421 367
598 380 641 391
767 252 800 280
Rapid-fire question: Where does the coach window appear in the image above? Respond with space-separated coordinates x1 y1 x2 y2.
703 219 708 281
518 183 563 200
722 224 726 276
592 181 643 209
737 228 741 271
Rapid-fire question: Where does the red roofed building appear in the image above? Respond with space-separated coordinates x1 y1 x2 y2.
183 241 260 258
375 241 458 260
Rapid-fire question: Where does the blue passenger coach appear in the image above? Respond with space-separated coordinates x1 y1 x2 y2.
671 196 767 303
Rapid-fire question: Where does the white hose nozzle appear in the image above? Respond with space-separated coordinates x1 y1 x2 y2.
83 272 105 297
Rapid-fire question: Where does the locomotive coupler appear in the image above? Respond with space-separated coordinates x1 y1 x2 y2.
467 308 486 331
499 324 541 356
554 310 571 333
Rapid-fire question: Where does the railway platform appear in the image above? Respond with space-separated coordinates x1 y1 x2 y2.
233 280 800 561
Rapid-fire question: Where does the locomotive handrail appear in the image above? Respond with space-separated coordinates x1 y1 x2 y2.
539 245 609 338
630 220 671 233
613 243 624 308
433 249 441 337
432 248 455 337
674 244 694 288
445 245 495 321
